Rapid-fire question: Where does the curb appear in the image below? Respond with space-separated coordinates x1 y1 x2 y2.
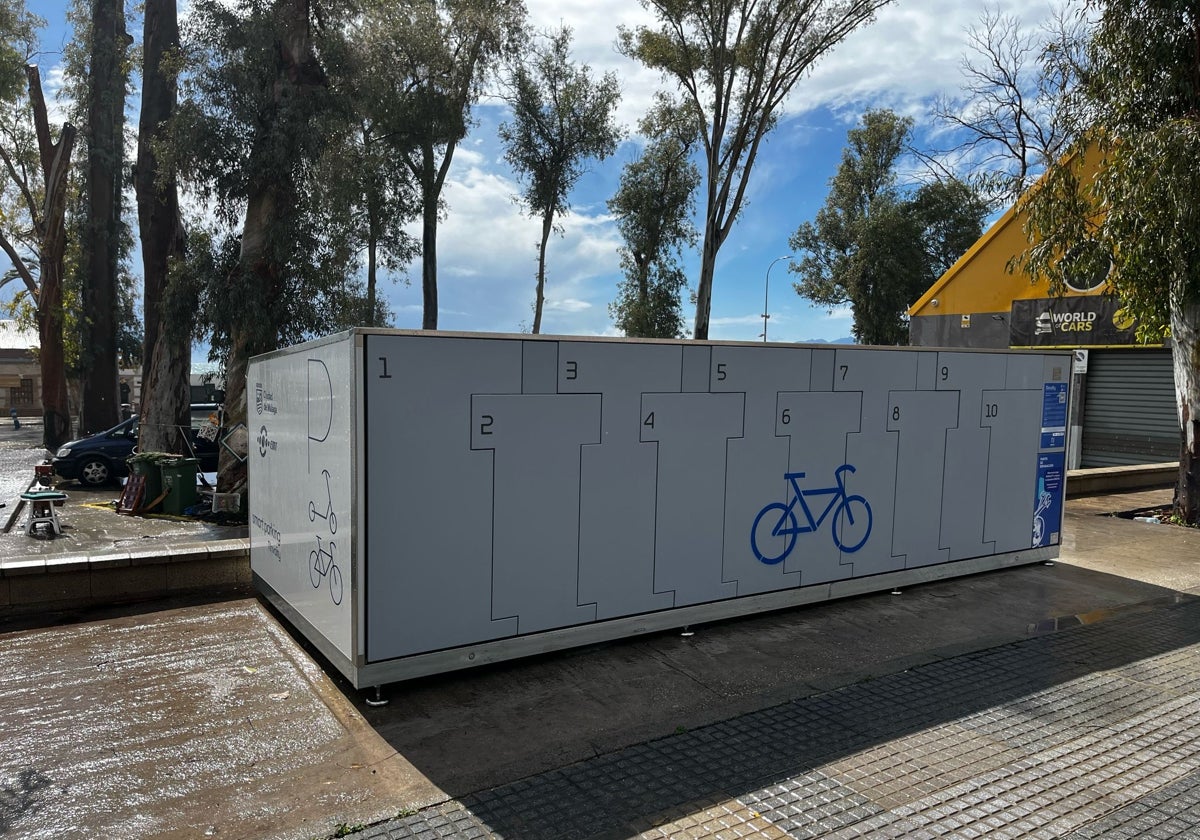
0 537 251 618
1066 461 1177 497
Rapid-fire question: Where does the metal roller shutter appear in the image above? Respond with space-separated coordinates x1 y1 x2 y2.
1080 349 1178 467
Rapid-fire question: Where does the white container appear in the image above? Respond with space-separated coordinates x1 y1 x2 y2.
249 329 1070 688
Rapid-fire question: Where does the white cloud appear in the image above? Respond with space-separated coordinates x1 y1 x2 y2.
545 298 593 313
389 143 624 336
711 314 766 328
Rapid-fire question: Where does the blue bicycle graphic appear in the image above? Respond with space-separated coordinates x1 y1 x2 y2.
750 465 873 564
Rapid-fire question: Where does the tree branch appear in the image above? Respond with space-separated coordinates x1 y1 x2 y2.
0 229 39 297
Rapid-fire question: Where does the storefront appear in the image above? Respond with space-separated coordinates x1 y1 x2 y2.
907 189 1177 469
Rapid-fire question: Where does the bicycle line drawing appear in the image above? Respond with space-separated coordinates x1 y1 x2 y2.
750 464 873 565
310 534 343 605
308 468 337 534
1032 477 1053 546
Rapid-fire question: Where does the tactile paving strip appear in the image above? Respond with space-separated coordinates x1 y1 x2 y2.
348 597 1200 840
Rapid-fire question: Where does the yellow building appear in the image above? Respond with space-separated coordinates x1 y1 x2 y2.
907 177 1176 468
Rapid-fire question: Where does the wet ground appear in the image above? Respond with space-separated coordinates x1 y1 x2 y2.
0 422 47 510
1 423 244 560
0 599 439 840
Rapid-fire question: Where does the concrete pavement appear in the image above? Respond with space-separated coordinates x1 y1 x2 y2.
1 481 1198 839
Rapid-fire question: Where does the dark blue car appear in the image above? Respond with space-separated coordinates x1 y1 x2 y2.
52 406 223 487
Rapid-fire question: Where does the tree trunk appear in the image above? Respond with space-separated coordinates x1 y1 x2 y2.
532 210 553 334
217 187 280 496
136 0 189 454
217 327 252 497
217 0 325 497
137 0 180 384
366 185 379 325
81 0 126 435
636 258 650 337
36 287 71 452
26 65 75 451
420 142 438 330
139 325 190 455
1171 300 1200 524
693 215 720 340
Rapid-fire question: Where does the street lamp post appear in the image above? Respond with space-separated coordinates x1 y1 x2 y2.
762 255 793 342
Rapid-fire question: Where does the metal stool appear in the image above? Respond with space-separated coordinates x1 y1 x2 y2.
21 490 68 536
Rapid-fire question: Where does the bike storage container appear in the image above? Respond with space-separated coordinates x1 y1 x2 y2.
248 329 1071 689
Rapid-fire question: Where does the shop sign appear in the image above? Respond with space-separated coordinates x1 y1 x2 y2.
1010 296 1138 347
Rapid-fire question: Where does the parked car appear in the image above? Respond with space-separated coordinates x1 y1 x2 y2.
52 405 224 487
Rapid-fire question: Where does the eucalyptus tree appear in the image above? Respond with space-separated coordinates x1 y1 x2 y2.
135 0 190 455
608 100 699 339
499 25 622 334
173 0 353 494
618 0 892 340
1016 0 1200 523
353 0 526 330
0 0 77 448
78 0 130 434
309 116 416 327
790 109 986 345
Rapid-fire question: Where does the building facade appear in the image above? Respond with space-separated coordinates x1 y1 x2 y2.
0 320 40 417
907 191 1177 469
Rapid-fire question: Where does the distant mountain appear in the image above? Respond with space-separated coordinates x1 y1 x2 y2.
800 337 855 344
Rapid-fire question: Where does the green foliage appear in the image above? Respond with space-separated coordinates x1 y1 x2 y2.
0 0 41 101
608 102 699 338
1017 1 1200 339
790 109 987 345
169 0 377 360
618 0 893 338
500 26 623 221
0 0 43 294
499 24 622 332
1013 1 1200 522
609 258 691 339
342 0 526 329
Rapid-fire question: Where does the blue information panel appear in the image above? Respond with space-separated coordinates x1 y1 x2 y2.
1042 382 1068 429
1033 451 1065 547
1040 429 1066 449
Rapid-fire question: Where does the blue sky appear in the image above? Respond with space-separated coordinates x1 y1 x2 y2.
17 0 1062 346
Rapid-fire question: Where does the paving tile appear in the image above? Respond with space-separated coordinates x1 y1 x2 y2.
343 599 1200 840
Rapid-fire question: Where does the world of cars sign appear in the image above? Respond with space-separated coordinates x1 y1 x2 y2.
1009 296 1141 347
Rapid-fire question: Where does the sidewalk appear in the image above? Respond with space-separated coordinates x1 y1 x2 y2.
1 487 1198 839
358 596 1200 840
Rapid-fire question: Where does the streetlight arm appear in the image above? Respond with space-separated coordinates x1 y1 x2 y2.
762 255 793 342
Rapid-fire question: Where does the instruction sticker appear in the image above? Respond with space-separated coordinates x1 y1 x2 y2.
1042 382 1068 428
1032 451 1065 548
1040 382 1068 451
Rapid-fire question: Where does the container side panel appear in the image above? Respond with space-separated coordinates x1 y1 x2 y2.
832 349 918 577
335 333 1071 669
562 342 681 619
711 346 810 597
249 338 354 657
364 336 522 660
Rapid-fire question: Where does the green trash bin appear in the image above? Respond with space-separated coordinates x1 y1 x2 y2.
159 457 199 515
128 457 163 511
